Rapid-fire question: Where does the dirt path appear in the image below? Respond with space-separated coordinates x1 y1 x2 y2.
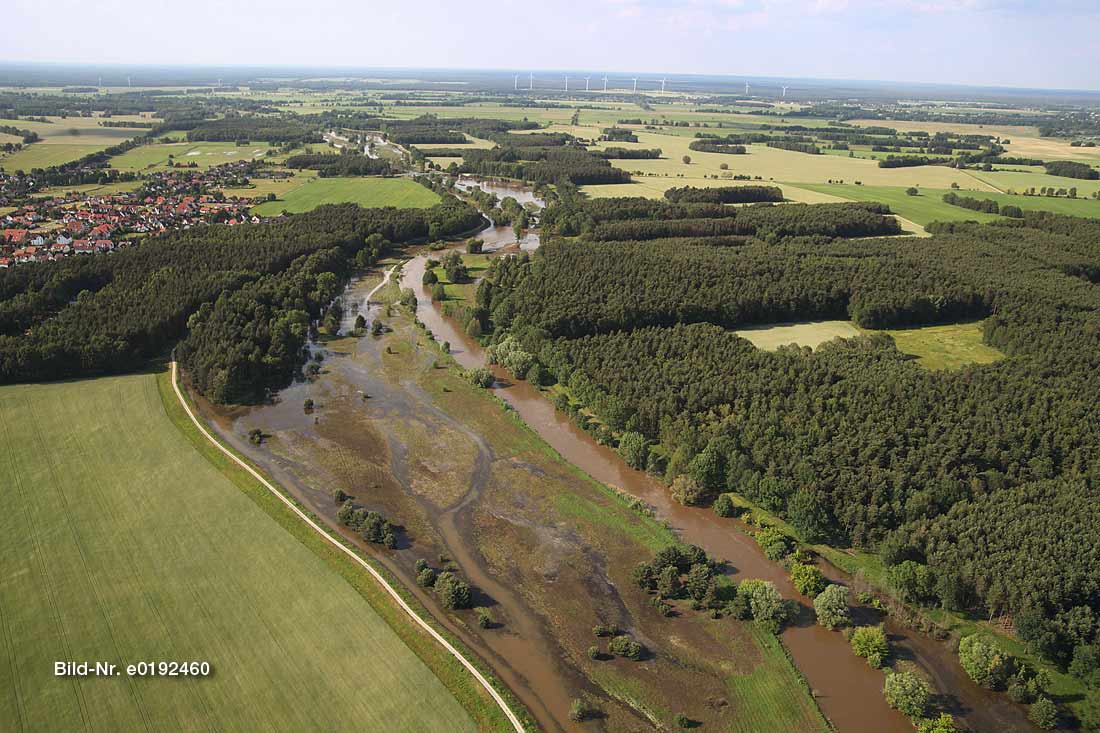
168 360 527 733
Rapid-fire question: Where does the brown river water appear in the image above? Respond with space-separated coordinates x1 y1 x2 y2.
196 176 1038 732
393 215 1040 733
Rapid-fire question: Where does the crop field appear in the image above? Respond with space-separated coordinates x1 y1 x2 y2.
250 176 440 215
965 168 1100 197
585 129 1000 190
735 320 863 350
0 372 476 732
220 169 307 199
0 143 109 171
801 183 1100 223
109 141 278 171
868 321 1004 370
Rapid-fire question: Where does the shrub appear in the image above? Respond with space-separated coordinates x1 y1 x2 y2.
713 493 737 517
609 635 643 660
434 571 472 610
466 367 494 388
476 607 494 629
675 713 692 728
883 670 929 718
959 635 1014 689
851 625 889 668
593 623 617 637
587 645 601 660
569 698 600 722
332 488 349 504
916 713 958 733
906 187 919 196
422 269 438 285
416 567 437 587
656 565 683 599
1029 696 1058 730
686 564 713 601
755 527 794 561
303 398 314 411
671 474 708 506
789 561 827 597
814 584 851 630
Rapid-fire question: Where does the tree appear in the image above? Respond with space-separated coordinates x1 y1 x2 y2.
617 431 649 470
1029 696 1058 730
609 635 643 660
657 564 683 599
743 579 786 631
434 571 472 609
884 670 929 718
416 567 437 587
713 493 737 518
958 635 1014 689
686 563 713 601
672 474 708 506
851 625 889 668
789 561 827 597
466 238 484 254
887 560 934 604
814 584 851 629
682 155 691 165
906 187 919 196
917 713 958 733
1071 644 1100 687
755 527 793 561
787 488 832 542
1080 689 1100 732
569 698 600 721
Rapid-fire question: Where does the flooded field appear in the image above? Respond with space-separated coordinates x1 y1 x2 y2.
190 178 1038 733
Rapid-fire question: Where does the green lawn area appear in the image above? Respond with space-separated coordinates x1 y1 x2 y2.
0 372 476 732
799 183 1100 225
866 321 1004 370
725 624 827 733
252 177 440 215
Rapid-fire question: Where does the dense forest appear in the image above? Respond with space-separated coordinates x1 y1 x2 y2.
284 152 392 177
476 199 1100 680
0 200 482 393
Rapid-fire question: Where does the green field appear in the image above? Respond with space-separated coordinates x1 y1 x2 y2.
0 372 476 732
0 144 110 171
251 176 440 215
109 141 278 171
869 321 1004 370
735 320 862 350
799 183 1100 224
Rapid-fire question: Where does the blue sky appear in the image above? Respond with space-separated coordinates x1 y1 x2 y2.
5 0 1098 90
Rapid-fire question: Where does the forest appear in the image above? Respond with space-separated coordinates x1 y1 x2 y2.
0 200 482 389
477 201 1100 680
284 153 393 177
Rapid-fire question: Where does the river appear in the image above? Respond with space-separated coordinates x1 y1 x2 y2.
387 180 1039 733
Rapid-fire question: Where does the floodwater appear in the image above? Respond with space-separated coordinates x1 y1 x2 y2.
397 235 1040 733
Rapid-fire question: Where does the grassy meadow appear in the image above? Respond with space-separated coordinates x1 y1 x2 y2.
0 372 477 732
251 176 440 215
109 141 278 171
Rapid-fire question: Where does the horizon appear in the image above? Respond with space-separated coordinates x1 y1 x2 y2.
7 0 1100 92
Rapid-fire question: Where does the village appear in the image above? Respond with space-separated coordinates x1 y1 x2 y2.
0 160 276 268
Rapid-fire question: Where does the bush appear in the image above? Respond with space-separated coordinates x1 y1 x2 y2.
674 713 692 728
883 670 929 718
593 623 617 637
587 645 601 660
851 625 889 668
422 269 438 285
332 488 349 504
569 698 600 722
789 561 827 597
671 474 708 506
434 571 472 609
416 567 437 587
916 713 958 733
755 527 794 561
741 579 787 630
466 367 495 388
1029 696 1058 729
958 635 1014 689
609 635 643 660
814 584 851 629
906 187 919 196
476 607 494 629
713 493 737 518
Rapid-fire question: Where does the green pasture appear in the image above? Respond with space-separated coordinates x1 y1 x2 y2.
251 176 440 215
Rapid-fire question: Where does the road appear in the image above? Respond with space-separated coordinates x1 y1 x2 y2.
169 354 526 733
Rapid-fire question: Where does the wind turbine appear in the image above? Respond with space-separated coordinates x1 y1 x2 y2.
660 78 667 93
529 73 534 91
632 78 638 93
603 75 608 92
782 86 789 99
514 74 519 90
745 81 750 95
127 76 132 88
584 76 591 92
564 75 569 91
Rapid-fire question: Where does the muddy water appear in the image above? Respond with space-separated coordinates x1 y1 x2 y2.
400 250 1039 733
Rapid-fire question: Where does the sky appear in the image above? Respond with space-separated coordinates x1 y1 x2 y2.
5 0 1099 91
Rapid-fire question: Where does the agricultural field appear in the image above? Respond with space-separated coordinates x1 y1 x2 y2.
250 176 440 215
0 143 107 171
966 168 1100 198
800 183 1100 224
735 320 862 350
733 319 1003 370
0 372 476 732
220 169 307 199
109 141 278 171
